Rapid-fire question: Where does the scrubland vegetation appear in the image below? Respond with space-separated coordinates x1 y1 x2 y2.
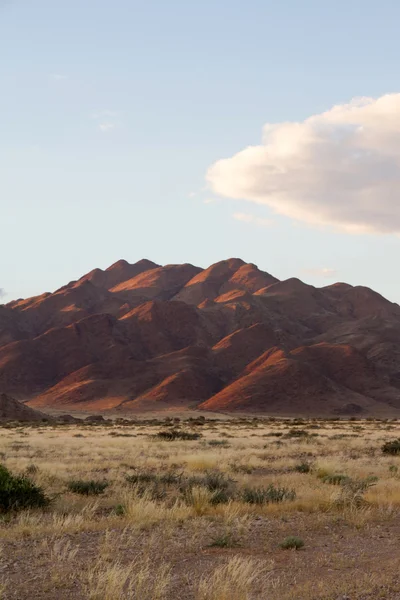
1 416 400 599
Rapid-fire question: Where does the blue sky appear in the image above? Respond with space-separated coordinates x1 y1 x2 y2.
2 0 400 303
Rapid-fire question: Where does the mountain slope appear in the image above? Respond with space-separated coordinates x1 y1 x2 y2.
2 258 400 416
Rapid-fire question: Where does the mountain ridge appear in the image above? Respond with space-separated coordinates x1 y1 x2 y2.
2 258 400 416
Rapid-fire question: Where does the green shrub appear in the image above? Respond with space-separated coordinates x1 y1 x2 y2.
133 482 167 501
322 474 350 486
202 471 233 492
208 532 238 548
382 439 400 455
284 429 310 438
113 503 125 516
125 470 180 486
125 472 157 485
242 484 296 505
181 471 235 505
0 464 50 513
280 536 304 550
67 480 109 496
293 461 312 473
207 439 230 447
155 430 202 441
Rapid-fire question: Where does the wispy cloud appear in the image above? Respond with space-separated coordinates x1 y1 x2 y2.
233 212 273 227
91 110 120 133
98 122 116 133
302 268 338 279
0 288 6 299
207 94 400 234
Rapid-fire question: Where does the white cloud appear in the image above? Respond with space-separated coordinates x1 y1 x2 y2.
232 212 273 227
98 122 116 133
51 74 67 81
203 197 217 204
92 110 119 133
302 268 338 279
0 288 5 299
207 94 400 234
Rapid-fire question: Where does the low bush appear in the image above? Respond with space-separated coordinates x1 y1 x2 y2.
284 429 310 438
293 461 312 473
181 471 235 505
67 479 109 496
208 532 239 548
280 536 304 550
242 484 296 505
382 439 400 455
322 474 350 485
126 470 181 486
155 430 202 441
207 439 230 447
334 477 377 509
0 464 50 512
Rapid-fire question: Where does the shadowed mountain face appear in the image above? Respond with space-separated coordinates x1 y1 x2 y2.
2 258 400 416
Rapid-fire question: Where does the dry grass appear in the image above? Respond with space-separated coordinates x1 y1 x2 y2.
1 416 400 599
196 556 262 600
84 558 171 600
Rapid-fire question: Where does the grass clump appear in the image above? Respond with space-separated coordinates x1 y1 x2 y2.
280 536 304 550
293 461 312 473
208 532 239 548
126 470 180 486
182 471 235 505
155 429 202 441
0 464 50 513
322 473 350 485
284 429 310 438
334 477 377 509
242 484 296 505
382 439 400 455
207 439 230 447
196 556 260 600
67 479 109 496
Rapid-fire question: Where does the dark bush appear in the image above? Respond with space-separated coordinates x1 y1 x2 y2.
67 480 109 495
0 464 50 512
293 461 312 473
155 430 202 441
125 472 157 485
280 536 304 550
284 429 310 438
208 532 238 548
181 471 235 505
126 470 181 486
207 439 230 447
382 439 400 455
322 474 350 486
242 484 296 505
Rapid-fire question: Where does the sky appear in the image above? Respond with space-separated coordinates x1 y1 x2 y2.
2 0 400 303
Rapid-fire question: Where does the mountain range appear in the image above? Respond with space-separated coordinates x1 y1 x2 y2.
2 258 400 416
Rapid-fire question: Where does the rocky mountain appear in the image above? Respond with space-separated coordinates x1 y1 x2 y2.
0 393 49 422
1 258 400 416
